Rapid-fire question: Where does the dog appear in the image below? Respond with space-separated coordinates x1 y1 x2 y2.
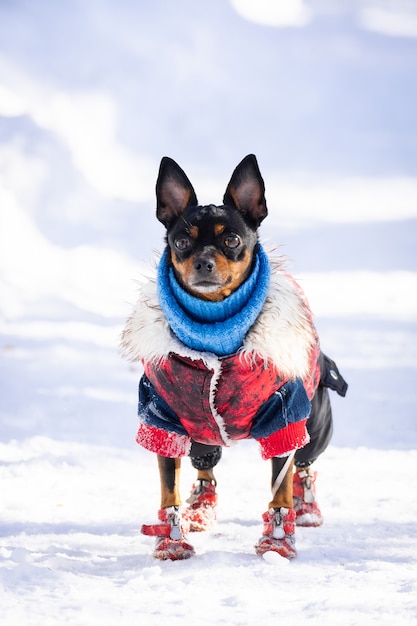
121 155 347 561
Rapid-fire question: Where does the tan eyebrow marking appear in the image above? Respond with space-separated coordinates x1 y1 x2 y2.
214 223 225 236
188 225 199 238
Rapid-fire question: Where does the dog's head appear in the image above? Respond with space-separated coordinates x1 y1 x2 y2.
155 154 268 301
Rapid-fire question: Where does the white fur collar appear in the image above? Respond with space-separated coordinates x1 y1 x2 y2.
120 253 318 380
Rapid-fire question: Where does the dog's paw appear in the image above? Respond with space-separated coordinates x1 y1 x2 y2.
183 504 216 532
293 468 323 526
184 479 217 532
255 508 297 560
295 506 323 527
153 537 195 560
262 549 291 566
254 536 297 560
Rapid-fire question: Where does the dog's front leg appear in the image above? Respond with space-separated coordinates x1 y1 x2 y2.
183 443 220 532
157 455 182 508
141 455 195 560
269 455 294 509
255 454 297 559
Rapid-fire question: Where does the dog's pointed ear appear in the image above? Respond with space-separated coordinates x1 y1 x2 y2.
156 157 198 227
223 154 267 226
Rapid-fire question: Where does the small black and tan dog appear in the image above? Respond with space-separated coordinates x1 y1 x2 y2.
121 155 347 561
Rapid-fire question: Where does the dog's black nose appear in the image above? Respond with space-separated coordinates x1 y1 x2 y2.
194 257 215 273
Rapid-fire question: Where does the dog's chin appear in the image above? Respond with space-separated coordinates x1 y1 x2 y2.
186 280 239 302
188 282 221 296
191 281 222 293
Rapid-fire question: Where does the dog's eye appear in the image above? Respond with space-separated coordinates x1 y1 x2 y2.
175 237 191 251
224 235 240 249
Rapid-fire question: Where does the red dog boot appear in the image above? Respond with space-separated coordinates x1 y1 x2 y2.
255 507 297 559
293 467 323 527
141 506 195 560
183 479 218 532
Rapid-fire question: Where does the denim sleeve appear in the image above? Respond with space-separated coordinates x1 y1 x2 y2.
250 378 311 440
138 375 188 436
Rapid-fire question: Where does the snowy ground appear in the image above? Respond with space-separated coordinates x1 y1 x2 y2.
1 1 417 625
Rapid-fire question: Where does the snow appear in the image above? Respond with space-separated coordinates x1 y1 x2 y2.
1 1 417 625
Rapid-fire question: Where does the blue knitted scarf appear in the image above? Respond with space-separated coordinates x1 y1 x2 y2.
157 244 270 356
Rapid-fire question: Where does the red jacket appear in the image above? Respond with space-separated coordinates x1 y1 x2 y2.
121 255 321 459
